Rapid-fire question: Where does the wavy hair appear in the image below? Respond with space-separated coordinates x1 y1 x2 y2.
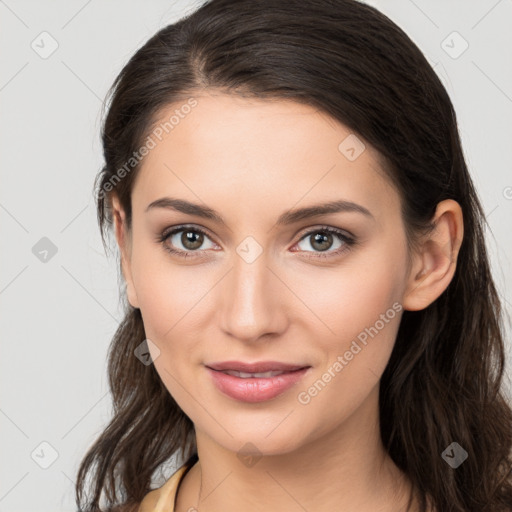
75 0 512 510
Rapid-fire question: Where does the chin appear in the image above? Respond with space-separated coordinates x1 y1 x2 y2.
197 414 313 458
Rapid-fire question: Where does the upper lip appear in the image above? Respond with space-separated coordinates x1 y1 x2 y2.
206 361 309 373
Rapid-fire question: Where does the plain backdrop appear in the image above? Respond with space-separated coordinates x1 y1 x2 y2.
1 1 511 511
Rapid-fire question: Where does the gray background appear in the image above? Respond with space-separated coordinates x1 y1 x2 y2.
1 1 511 511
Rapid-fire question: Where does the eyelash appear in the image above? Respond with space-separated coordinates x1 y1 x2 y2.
157 224 357 260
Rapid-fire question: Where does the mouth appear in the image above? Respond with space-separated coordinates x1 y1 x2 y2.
205 361 311 403
206 360 308 373
219 369 292 378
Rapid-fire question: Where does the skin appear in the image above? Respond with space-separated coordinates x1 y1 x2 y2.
111 92 463 512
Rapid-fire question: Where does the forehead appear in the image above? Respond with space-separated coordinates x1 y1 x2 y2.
132 93 401 223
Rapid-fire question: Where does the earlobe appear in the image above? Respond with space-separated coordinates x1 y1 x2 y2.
111 194 140 309
402 199 464 312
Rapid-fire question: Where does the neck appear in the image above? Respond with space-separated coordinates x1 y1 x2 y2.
176 385 416 512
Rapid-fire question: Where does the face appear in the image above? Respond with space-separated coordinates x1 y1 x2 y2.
115 92 414 456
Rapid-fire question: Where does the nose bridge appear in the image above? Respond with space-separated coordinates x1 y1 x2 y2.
219 241 285 341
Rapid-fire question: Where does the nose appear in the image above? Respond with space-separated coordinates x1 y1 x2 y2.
218 250 288 344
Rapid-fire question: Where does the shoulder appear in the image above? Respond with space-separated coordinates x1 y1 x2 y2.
137 464 191 512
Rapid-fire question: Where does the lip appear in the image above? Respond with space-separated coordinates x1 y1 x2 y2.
205 361 311 403
206 360 307 373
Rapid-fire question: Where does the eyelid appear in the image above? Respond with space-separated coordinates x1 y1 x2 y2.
160 223 218 244
295 224 355 241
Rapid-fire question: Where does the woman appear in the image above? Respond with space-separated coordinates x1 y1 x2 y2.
75 0 512 511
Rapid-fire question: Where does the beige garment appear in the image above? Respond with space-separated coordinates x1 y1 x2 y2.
137 464 191 512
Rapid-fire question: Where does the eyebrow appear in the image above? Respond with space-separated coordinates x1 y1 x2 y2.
145 197 374 225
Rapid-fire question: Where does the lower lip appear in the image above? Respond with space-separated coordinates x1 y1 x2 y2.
206 367 310 403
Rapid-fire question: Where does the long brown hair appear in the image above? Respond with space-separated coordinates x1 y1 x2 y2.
76 0 512 510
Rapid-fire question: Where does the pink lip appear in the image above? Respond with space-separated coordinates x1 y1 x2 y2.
206 360 307 373
205 361 311 403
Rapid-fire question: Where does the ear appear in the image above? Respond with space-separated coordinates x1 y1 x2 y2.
402 199 464 311
111 194 140 309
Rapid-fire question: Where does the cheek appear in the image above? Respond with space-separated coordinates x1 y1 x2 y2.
130 243 213 341
133 258 207 413
295 304 402 438
294 243 405 402
297 246 405 351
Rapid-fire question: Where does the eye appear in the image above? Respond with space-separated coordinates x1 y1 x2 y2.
158 225 217 259
292 226 356 259
157 224 357 260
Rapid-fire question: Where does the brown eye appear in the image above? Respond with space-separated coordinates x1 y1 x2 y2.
160 225 216 258
309 232 334 252
294 226 356 259
179 230 204 250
